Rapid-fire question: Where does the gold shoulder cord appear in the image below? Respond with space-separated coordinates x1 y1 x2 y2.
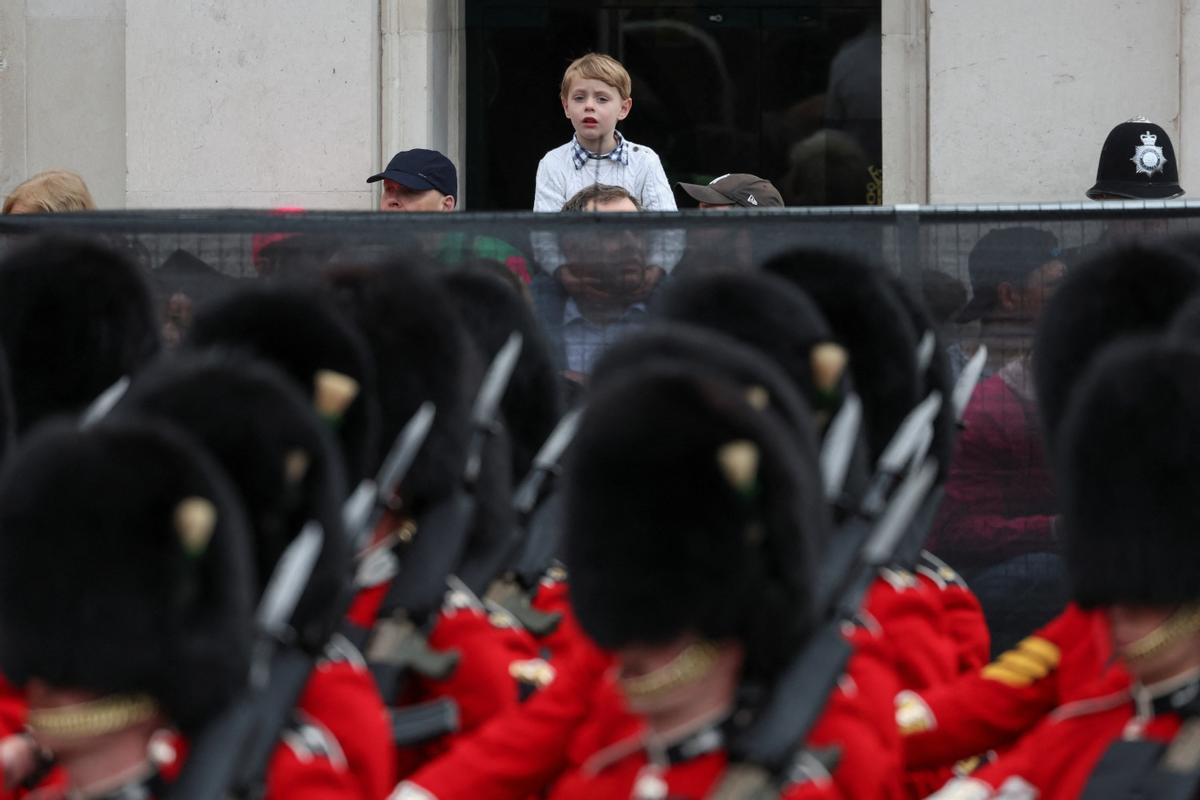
1122 605 1200 664
27 694 160 739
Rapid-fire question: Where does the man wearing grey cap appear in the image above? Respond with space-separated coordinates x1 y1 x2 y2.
673 174 784 274
676 173 785 209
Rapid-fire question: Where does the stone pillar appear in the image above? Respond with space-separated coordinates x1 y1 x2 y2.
1 0 127 208
882 0 929 204
378 0 466 205
124 1 379 209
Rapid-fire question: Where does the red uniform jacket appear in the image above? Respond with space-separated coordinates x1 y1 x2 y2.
898 603 1116 771
348 519 546 779
298 635 397 799
863 559 989 798
928 664 1179 799
404 627 903 800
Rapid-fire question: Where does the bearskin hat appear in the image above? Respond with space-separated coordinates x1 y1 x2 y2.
0 420 254 733
0 347 14 467
591 323 817 449
112 352 348 652
763 248 923 462
325 264 475 513
655 272 838 417
1033 241 1200 446
1059 338 1200 606
439 268 562 480
566 362 828 681
325 263 513 598
0 236 159 434
186 284 380 483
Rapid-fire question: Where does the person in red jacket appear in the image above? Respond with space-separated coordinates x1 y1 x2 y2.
896 242 1200 790
399 358 902 799
0 420 257 799
329 263 548 776
930 336 1200 798
657 269 985 798
112 352 393 800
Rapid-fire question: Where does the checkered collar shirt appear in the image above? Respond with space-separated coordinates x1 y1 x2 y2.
571 131 630 170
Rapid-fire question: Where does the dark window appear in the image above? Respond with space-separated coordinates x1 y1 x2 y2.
465 0 882 209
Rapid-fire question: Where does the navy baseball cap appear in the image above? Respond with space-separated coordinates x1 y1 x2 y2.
367 149 458 199
958 227 1062 322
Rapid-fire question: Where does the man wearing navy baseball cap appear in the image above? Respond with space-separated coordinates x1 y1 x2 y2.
368 148 458 212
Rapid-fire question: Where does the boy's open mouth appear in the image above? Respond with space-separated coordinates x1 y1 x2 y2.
582 117 598 125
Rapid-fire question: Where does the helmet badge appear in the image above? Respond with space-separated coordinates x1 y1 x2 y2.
1132 131 1167 177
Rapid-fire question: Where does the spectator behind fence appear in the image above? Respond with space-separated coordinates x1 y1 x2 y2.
368 148 531 281
533 53 675 212
930 227 1066 653
2 169 95 214
531 185 664 385
675 173 784 273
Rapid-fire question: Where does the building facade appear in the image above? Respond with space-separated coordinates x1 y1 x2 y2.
0 0 1195 209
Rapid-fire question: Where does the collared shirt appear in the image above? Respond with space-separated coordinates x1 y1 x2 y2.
533 132 676 212
570 132 631 171
561 298 648 375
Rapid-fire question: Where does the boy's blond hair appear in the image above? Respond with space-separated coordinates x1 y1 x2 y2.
2 169 96 214
560 53 632 100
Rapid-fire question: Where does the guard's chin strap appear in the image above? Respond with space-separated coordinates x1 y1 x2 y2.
1122 605 1200 664
618 642 719 705
27 694 160 740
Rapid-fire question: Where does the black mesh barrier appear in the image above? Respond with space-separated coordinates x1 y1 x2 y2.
5 201 1200 654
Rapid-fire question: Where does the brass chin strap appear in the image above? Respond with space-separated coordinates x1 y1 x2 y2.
619 642 719 702
1122 605 1200 663
27 694 160 740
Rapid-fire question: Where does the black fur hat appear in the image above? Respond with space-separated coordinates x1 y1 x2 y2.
0 420 254 733
1059 338 1200 606
324 264 475 514
1169 291 1200 341
1033 242 1200 446
566 363 828 681
763 249 923 462
325 264 513 596
439 268 562 480
113 352 349 652
655 272 839 418
591 323 818 453
186 284 380 483
0 236 159 434
0 346 14 467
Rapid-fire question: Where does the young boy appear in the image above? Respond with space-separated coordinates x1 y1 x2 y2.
533 53 676 211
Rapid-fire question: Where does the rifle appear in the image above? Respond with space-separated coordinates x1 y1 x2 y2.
79 376 131 427
713 389 945 798
365 333 524 700
952 345 988 425
168 523 325 800
487 408 582 635
342 401 436 551
714 460 940 799
172 399 445 799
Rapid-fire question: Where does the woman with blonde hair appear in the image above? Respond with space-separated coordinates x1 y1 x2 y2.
2 169 95 213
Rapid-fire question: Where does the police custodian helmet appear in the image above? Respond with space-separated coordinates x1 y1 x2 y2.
1087 117 1185 200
